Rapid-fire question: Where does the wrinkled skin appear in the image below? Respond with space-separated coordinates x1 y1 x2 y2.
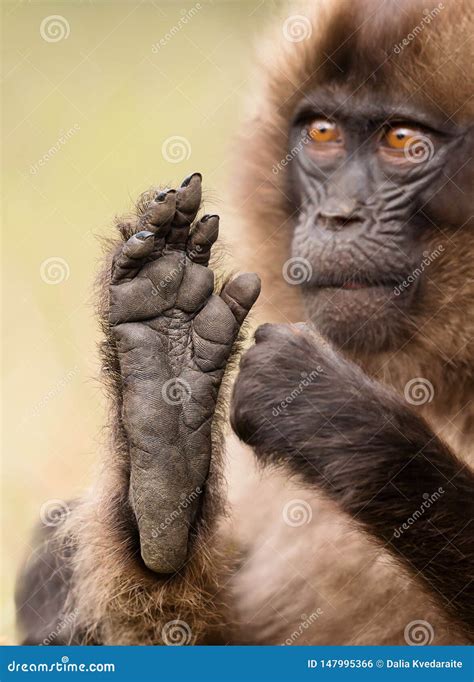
110 173 260 573
286 89 472 351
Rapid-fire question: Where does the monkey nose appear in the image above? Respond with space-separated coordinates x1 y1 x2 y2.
318 198 361 230
320 198 358 219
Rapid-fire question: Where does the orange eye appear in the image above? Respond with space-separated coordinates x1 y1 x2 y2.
384 126 420 150
308 119 342 144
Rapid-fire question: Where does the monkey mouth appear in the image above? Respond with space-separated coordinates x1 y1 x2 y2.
340 280 379 290
311 276 414 296
301 272 420 352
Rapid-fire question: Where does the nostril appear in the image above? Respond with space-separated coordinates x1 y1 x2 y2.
319 214 362 231
319 198 360 223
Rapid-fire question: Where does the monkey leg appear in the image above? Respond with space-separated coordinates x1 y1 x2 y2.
109 173 260 574
231 323 474 640
16 174 260 645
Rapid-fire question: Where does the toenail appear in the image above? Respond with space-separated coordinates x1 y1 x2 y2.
180 172 202 188
136 231 155 241
201 214 219 222
155 189 176 202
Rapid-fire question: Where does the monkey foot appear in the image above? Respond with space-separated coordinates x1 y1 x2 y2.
109 173 260 574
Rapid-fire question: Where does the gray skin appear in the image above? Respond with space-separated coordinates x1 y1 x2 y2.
109 173 260 573
287 90 472 352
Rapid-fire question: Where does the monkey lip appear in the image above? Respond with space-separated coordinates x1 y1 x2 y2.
307 277 420 304
340 281 371 290
318 280 407 295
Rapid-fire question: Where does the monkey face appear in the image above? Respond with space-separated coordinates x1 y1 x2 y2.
287 88 473 352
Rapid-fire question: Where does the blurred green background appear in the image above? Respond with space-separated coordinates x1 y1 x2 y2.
1 0 275 641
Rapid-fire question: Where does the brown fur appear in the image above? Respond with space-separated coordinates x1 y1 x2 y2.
234 0 474 379
226 0 474 644
16 0 474 646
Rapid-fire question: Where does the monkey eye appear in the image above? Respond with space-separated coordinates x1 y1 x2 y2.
307 119 343 145
382 125 427 151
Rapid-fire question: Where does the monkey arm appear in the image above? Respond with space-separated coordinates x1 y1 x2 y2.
231 323 474 638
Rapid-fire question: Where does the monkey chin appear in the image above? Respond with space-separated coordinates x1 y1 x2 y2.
301 283 418 354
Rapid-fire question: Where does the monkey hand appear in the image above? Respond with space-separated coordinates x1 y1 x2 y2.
109 173 260 574
231 322 392 474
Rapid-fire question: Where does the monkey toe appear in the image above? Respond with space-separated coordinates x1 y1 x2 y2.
111 231 155 283
187 214 219 265
144 188 176 232
191 296 240 370
174 172 202 226
220 273 261 325
163 173 202 251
